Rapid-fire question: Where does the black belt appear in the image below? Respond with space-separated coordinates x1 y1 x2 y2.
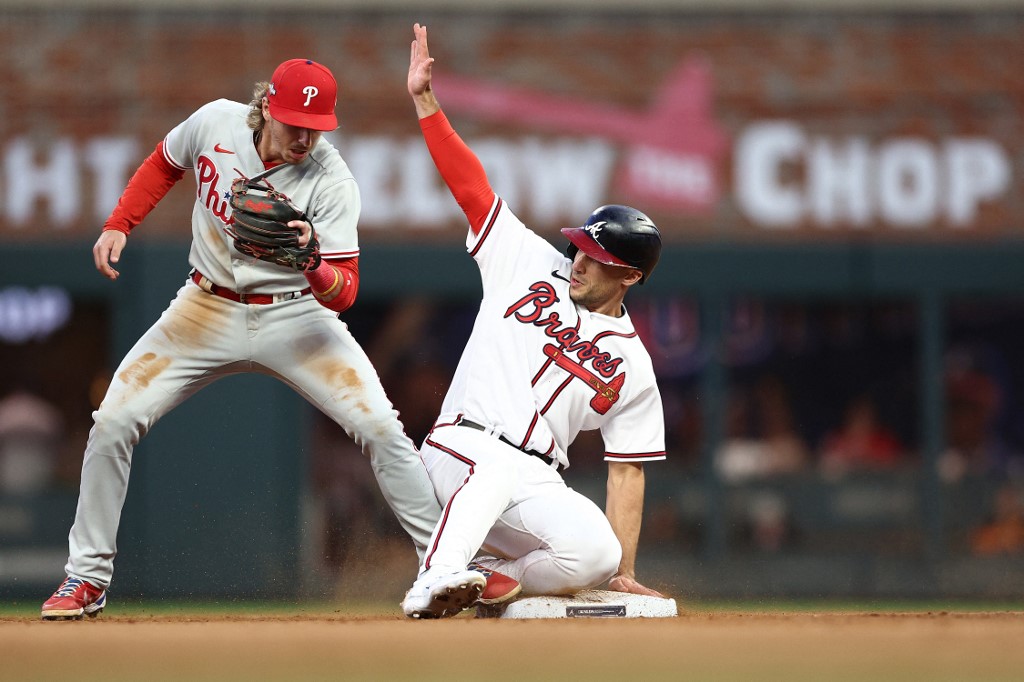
457 418 560 470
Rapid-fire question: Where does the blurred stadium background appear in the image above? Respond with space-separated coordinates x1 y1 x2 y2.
0 1 1022 603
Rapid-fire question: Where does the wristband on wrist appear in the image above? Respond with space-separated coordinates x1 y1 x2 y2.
313 268 341 299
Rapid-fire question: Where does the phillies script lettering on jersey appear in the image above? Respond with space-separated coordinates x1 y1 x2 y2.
196 155 233 225
503 280 624 378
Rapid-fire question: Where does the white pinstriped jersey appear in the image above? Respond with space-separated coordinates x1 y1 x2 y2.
438 196 667 470
162 99 360 294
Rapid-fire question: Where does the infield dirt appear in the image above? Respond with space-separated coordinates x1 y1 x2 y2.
3 611 1023 681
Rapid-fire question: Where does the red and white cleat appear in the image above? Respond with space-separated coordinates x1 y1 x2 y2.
41 576 107 621
468 562 522 606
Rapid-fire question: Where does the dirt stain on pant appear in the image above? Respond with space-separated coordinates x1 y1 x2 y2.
118 353 171 391
161 291 220 349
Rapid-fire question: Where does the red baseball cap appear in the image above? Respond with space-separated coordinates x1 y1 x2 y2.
267 59 338 131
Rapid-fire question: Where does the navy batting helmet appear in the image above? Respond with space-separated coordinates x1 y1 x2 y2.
561 205 662 284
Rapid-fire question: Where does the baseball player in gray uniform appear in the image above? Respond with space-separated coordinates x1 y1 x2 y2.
401 24 667 619
41 58 440 619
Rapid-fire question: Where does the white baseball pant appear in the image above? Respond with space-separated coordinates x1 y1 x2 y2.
418 422 621 595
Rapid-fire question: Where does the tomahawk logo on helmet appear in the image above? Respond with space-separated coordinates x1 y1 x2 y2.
583 221 606 240
561 205 663 284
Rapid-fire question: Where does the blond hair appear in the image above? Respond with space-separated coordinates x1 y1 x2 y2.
246 81 270 132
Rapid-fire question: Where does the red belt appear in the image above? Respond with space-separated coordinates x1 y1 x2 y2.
190 270 311 305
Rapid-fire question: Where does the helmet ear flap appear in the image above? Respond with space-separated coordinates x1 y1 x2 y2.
565 242 579 260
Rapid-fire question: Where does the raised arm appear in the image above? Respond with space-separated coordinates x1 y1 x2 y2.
407 23 494 233
408 23 441 120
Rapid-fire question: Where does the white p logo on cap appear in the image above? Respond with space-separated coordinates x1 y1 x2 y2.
302 86 319 107
267 59 338 130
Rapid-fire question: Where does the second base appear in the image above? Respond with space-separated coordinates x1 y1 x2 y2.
485 589 677 619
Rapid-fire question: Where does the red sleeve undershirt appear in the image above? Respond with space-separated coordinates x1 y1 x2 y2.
103 141 185 235
305 257 359 313
419 110 495 235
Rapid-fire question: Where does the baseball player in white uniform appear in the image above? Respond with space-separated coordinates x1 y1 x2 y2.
401 24 667 619
41 58 440 619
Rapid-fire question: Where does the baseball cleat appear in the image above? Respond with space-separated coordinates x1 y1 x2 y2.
468 562 522 606
402 569 486 619
41 576 107 621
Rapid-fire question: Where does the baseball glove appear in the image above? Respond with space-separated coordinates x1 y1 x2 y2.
226 176 321 272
